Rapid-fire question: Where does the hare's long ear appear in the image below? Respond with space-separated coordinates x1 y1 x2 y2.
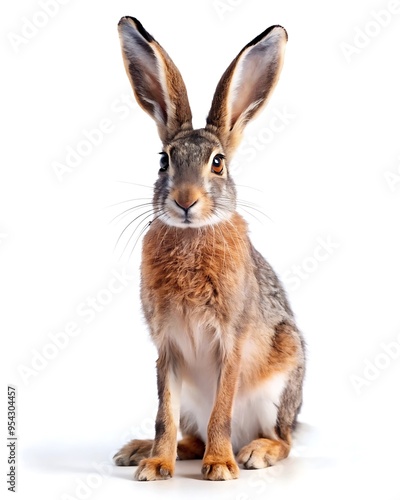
118 17 193 143
206 25 287 157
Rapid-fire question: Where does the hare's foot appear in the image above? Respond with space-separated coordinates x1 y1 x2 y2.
237 438 290 469
135 457 174 481
202 454 239 480
113 439 153 466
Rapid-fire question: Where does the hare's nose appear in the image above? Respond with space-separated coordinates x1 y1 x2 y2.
174 198 198 212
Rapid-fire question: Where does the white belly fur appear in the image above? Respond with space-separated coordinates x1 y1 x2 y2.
169 317 287 454
181 371 287 453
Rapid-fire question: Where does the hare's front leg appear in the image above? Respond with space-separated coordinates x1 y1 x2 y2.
202 353 240 481
135 354 181 481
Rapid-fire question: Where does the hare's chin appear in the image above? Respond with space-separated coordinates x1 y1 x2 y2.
159 212 232 229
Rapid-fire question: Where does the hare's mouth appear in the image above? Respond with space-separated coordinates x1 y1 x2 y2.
159 203 231 229
162 215 209 229
159 196 201 228
163 210 203 229
176 214 193 226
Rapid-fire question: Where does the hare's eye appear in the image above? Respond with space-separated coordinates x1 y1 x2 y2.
211 154 225 175
159 152 169 172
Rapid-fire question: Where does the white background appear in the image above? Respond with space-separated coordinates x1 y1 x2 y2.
2 0 400 498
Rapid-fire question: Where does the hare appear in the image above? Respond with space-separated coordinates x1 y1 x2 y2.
114 17 305 481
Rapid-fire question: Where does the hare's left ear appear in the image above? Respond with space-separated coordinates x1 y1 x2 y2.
206 25 287 157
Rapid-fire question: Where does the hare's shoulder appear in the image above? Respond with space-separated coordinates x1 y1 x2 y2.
250 246 294 318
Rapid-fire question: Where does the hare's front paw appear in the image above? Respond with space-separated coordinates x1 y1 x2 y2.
135 457 175 481
201 455 239 481
113 439 153 466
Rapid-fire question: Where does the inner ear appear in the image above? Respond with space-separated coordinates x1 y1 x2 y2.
229 34 283 128
120 22 168 125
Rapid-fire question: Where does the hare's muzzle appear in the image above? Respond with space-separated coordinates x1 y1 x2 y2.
169 185 202 225
174 198 198 212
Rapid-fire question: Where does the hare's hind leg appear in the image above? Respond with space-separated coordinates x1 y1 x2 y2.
237 363 304 469
237 436 291 469
177 435 205 460
114 439 153 466
235 387 292 469
113 435 204 467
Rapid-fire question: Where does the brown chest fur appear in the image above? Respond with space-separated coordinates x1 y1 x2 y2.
141 214 251 318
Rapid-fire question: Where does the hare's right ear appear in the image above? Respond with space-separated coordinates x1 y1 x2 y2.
118 17 193 143
206 25 288 158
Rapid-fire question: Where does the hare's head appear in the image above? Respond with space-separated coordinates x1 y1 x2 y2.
118 17 287 229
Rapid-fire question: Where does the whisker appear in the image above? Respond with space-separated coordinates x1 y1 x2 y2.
236 206 263 224
242 208 272 223
236 202 271 221
106 198 152 208
111 204 154 224
115 209 157 253
235 184 264 193
119 208 164 261
115 181 153 189
127 220 152 263
216 196 272 222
